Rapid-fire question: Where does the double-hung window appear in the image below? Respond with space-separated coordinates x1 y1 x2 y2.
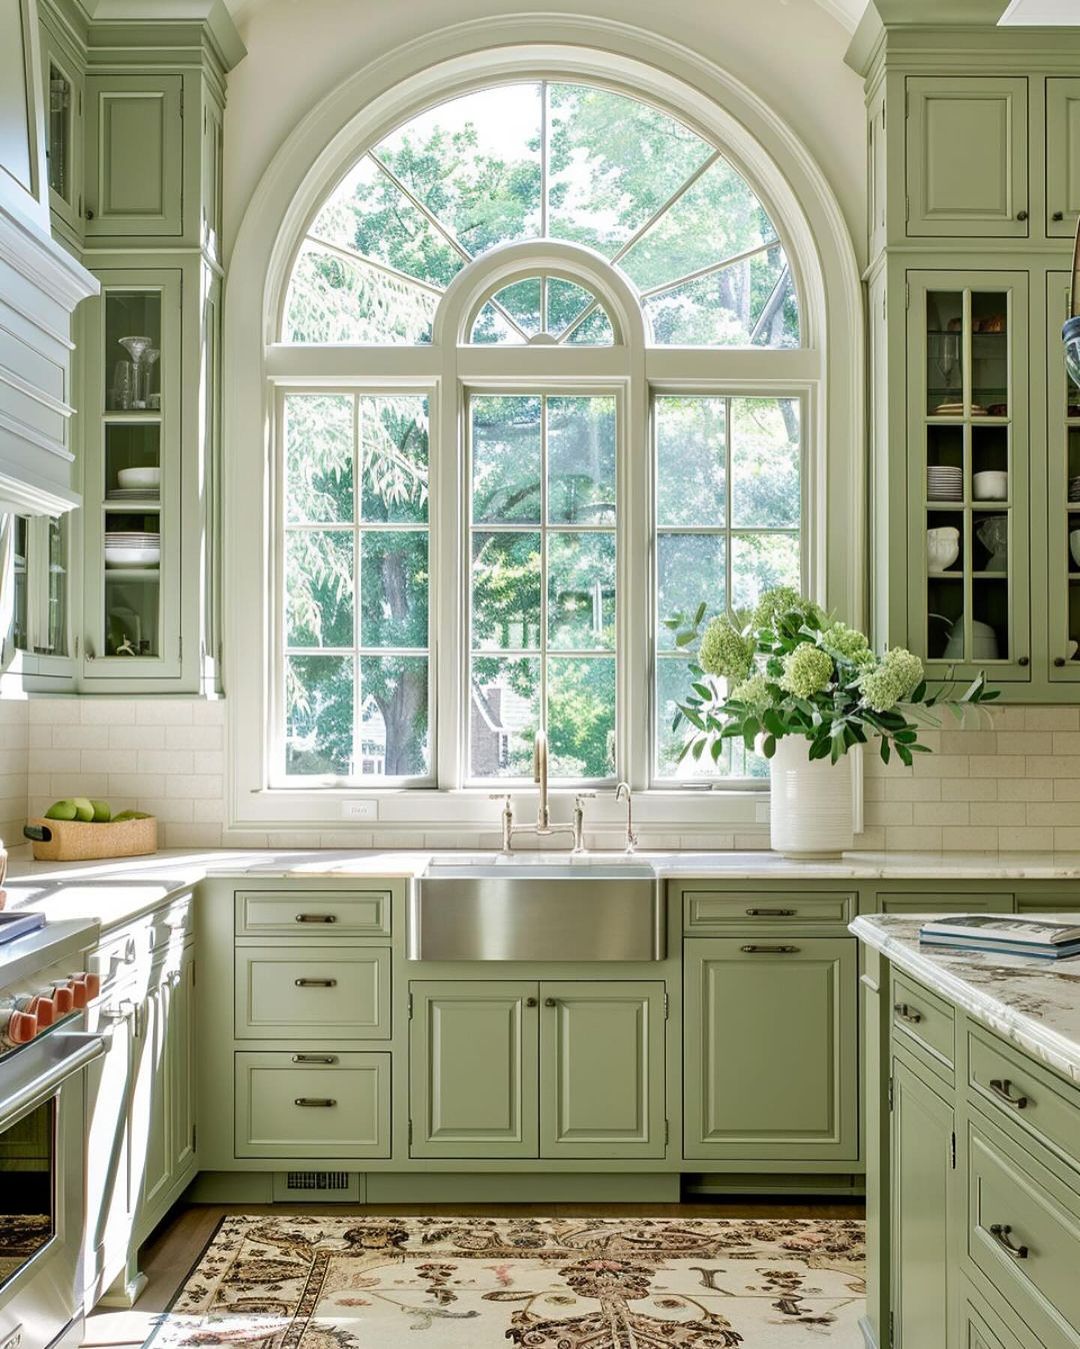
273 78 810 792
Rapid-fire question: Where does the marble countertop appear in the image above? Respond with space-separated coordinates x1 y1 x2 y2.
852 914 1080 1086
5 845 1080 936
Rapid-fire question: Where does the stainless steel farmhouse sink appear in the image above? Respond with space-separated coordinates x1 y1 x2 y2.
408 857 664 961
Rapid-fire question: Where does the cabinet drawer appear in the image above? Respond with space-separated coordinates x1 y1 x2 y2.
234 1051 391 1158
891 970 954 1070
234 946 391 1040
968 1116 1080 1348
876 892 1013 913
969 1027 1080 1173
235 889 391 936
683 891 855 932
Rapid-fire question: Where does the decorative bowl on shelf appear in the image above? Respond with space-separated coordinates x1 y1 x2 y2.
116 467 161 490
927 525 960 571
104 546 160 569
973 470 1008 500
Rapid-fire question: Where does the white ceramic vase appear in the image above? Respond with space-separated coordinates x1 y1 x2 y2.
769 735 855 857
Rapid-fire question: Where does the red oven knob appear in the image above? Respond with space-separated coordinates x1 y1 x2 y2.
51 982 74 1014
69 977 89 1009
29 994 55 1028
1 1008 38 1046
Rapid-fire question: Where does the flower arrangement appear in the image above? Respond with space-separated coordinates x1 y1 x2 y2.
669 586 997 768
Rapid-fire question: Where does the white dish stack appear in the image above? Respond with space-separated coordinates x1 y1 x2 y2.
927 465 963 501
104 531 160 569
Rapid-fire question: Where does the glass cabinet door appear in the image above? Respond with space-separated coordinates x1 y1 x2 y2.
42 39 81 233
908 272 1030 681
82 271 182 681
1047 271 1080 681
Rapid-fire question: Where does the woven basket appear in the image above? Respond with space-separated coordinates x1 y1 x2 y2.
26 815 158 862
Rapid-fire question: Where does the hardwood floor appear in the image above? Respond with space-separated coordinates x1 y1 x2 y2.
81 1196 865 1347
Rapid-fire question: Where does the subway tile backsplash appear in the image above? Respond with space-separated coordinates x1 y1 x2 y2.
0 699 1076 852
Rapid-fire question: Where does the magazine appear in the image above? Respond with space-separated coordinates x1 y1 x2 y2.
919 914 1080 946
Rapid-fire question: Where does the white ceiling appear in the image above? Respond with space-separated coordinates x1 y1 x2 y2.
997 0 1080 21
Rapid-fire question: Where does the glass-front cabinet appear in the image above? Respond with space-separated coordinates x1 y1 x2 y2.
40 22 83 239
81 271 182 681
1048 271 1080 681
907 271 1030 684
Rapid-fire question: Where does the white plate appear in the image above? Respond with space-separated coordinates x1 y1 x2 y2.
116 467 161 489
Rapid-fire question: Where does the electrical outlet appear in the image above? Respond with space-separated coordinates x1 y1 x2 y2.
340 799 378 821
0 1326 23 1349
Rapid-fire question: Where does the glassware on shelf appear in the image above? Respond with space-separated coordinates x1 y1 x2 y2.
143 348 160 409
111 362 134 411
118 335 154 409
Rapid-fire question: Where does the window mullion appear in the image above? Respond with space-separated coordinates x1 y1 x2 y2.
352 393 363 778
539 394 549 744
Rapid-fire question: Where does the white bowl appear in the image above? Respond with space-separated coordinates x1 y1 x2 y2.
973 470 1008 500
1071 530 1080 568
105 545 160 569
116 467 161 490
927 526 960 571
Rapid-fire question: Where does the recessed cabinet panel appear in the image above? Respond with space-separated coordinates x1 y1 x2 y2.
85 75 182 237
683 938 857 1161
235 889 392 937
906 78 1028 237
891 1056 954 1349
539 982 665 1160
1046 273 1080 681
235 945 391 1040
409 982 539 1159
1047 78 1080 239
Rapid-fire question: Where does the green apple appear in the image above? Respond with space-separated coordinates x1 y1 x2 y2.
90 800 111 823
113 809 151 821
72 797 95 822
44 799 78 821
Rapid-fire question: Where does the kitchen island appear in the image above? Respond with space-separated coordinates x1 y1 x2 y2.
853 913 1080 1349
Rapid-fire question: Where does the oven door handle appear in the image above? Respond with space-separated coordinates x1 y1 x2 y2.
0 1032 106 1131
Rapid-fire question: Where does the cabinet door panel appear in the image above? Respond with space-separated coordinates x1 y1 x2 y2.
906 77 1028 237
409 982 538 1158
130 986 171 1215
83 999 134 1301
684 938 857 1161
170 948 196 1175
540 981 665 1159
1047 78 1080 239
85 75 182 236
892 1057 954 1349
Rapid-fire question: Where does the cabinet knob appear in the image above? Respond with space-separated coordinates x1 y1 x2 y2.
1055 657 1067 667
85 207 94 220
1053 211 1065 222
525 997 538 1007
544 997 557 1008
1016 209 1028 221
1017 656 1029 667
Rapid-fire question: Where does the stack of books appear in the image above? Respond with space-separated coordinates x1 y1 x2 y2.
919 914 1080 960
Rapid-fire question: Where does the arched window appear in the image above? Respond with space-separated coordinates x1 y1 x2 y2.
262 72 827 794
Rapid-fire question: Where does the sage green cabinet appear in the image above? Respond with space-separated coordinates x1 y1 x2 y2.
891 1054 956 1348
410 981 539 1159
539 982 666 1160
907 270 1031 682
1046 79 1080 240
683 938 857 1163
1045 272 1080 681
875 893 1013 915
905 77 1029 239
410 980 667 1161
40 19 82 238
84 74 183 238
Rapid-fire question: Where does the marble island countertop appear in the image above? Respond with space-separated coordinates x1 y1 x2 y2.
5 845 1080 935
852 913 1080 1086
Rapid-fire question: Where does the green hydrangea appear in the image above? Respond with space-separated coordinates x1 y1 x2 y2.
820 621 871 664
728 673 771 717
699 618 753 682
860 648 924 712
751 586 805 630
779 644 834 698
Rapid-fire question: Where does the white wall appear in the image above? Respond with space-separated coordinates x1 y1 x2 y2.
222 0 869 273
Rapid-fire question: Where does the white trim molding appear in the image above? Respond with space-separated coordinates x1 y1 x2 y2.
222 16 865 835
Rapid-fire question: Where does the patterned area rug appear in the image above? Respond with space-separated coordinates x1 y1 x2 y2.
146 1214 865 1347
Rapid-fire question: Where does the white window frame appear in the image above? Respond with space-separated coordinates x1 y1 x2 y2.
224 32 864 838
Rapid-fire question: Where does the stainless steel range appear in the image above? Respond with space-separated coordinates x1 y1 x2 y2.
0 915 103 1349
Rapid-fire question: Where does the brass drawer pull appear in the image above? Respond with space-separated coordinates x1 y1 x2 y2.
989 1078 1028 1110
745 908 796 917
989 1224 1029 1260
295 913 337 923
294 1097 336 1108
292 1054 337 1064
294 978 337 988
740 944 798 954
893 1002 923 1025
